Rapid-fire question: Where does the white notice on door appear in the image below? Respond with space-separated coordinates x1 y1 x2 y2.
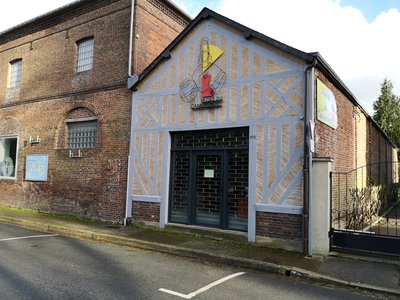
204 169 214 178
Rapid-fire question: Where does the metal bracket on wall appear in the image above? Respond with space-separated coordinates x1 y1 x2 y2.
68 149 82 158
29 136 41 144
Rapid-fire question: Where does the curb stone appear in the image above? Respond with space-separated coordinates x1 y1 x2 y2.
329 251 400 267
289 267 400 296
1 215 399 297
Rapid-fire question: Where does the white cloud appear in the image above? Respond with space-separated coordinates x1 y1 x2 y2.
0 1 75 33
171 0 190 16
213 0 400 115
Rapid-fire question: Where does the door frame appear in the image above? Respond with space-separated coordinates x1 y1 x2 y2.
189 150 227 228
168 128 250 232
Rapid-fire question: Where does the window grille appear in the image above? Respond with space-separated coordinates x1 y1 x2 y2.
9 59 22 88
76 37 94 72
67 120 97 148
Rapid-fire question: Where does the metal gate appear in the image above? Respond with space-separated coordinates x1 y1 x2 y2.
330 162 400 256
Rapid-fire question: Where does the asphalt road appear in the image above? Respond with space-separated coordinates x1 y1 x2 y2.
0 223 387 299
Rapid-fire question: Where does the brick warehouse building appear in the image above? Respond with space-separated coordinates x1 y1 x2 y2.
0 0 190 221
126 8 398 253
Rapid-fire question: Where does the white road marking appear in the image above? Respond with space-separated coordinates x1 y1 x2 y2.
159 271 246 299
0 234 59 242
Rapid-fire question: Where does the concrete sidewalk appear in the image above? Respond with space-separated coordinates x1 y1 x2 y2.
0 206 399 297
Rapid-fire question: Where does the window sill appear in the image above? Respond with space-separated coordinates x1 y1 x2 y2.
0 177 17 181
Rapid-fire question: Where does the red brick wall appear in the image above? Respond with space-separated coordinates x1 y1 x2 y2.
313 70 396 173
256 212 302 239
133 0 188 73
366 121 396 185
0 88 131 220
0 1 188 103
314 71 356 173
132 201 160 223
0 0 188 221
0 0 132 103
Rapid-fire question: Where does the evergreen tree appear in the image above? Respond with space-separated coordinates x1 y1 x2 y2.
373 79 400 147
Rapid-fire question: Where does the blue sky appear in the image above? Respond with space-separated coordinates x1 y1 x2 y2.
174 0 220 17
341 0 400 22
176 0 400 23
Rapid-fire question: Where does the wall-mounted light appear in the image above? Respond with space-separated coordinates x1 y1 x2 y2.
68 149 82 158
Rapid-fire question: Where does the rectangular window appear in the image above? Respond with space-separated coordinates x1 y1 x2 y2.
8 59 22 88
68 120 97 148
76 37 94 73
0 137 18 179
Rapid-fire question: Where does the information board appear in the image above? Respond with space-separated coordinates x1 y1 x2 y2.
25 154 48 181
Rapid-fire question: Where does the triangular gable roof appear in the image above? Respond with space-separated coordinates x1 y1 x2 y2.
129 7 314 90
128 7 358 114
129 7 396 148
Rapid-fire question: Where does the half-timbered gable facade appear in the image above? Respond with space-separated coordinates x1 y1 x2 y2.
127 8 397 253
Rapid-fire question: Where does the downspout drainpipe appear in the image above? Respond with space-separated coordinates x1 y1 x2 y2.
124 0 137 226
128 0 137 81
303 57 317 254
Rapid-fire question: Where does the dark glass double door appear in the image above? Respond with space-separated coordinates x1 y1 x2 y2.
170 149 248 231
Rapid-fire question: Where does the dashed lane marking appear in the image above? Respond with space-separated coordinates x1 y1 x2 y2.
0 234 59 242
159 272 246 299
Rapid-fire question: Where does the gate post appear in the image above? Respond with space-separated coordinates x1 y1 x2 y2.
310 157 333 256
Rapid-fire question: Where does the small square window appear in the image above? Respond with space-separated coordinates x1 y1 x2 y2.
0 137 18 179
67 120 97 148
76 37 94 73
8 59 22 88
